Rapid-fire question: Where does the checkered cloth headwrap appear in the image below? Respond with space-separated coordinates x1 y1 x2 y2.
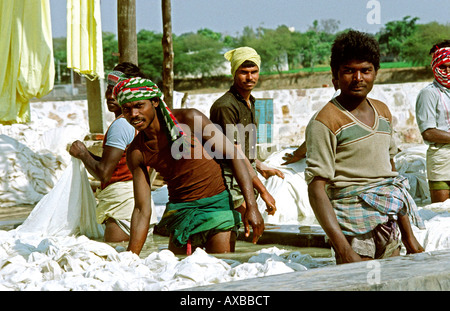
113 77 186 143
431 47 450 89
107 71 126 86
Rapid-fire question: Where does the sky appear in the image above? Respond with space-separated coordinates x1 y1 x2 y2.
50 0 450 38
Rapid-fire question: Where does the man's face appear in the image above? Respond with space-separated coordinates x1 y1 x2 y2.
234 65 259 92
105 85 121 114
121 99 158 131
336 60 377 100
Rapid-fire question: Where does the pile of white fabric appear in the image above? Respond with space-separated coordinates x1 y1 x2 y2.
414 201 450 252
0 100 89 207
0 232 319 291
0 134 65 206
0 157 322 291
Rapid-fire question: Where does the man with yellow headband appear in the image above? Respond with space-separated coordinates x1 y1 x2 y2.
210 47 284 218
416 40 450 203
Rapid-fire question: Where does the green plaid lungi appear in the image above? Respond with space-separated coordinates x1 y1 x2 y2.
328 176 425 236
157 190 242 248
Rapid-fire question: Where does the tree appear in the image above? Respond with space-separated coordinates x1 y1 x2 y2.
402 22 450 66
173 29 225 78
53 37 71 84
297 20 336 70
377 16 419 62
102 32 119 72
137 30 164 82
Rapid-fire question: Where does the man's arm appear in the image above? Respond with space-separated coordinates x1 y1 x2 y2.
126 148 153 255
282 141 307 165
308 177 361 264
421 128 450 144
69 140 124 184
255 160 285 179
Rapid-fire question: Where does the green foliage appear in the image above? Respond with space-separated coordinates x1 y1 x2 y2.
173 30 225 78
401 22 450 66
51 17 449 83
137 30 163 82
102 32 119 72
377 16 419 62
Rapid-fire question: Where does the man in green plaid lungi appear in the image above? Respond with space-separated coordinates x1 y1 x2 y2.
305 30 424 264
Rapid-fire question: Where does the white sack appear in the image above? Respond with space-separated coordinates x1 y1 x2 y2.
13 157 104 239
256 148 316 225
394 145 430 205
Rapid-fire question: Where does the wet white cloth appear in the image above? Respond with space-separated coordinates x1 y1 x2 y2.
13 158 104 239
394 145 430 205
255 148 316 225
413 200 450 252
0 234 316 290
0 134 65 207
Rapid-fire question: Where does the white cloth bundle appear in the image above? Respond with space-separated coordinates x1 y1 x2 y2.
256 148 316 225
13 158 104 239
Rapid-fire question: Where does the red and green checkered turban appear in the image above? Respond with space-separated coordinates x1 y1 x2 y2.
113 77 162 105
113 77 186 143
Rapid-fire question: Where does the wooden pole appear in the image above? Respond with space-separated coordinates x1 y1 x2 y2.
161 0 174 109
117 0 138 65
86 77 106 134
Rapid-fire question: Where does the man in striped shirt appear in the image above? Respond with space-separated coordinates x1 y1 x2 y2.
305 30 424 264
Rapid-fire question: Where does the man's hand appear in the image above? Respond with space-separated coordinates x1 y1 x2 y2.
282 152 303 165
282 143 306 165
260 191 276 216
69 140 88 159
259 167 285 179
256 160 285 179
336 248 363 264
243 206 265 244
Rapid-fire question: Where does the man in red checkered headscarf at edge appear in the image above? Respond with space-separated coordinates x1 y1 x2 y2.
113 75 265 256
69 62 158 243
415 40 450 203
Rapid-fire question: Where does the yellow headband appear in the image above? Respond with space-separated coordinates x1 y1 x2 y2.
224 47 261 77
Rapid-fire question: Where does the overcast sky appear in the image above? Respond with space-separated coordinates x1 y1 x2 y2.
50 0 450 38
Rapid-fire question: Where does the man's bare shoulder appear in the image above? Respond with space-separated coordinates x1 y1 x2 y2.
173 108 206 124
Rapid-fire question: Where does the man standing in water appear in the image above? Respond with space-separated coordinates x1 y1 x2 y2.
305 30 424 264
113 76 264 255
69 63 155 242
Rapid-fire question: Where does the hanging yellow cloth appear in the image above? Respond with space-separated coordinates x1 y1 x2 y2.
0 0 55 124
66 0 104 80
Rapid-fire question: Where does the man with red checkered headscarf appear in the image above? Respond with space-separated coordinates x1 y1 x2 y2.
113 75 265 256
416 40 450 203
69 63 156 242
